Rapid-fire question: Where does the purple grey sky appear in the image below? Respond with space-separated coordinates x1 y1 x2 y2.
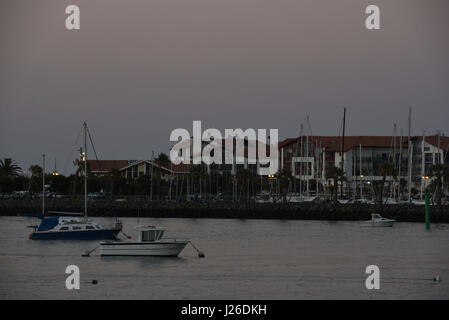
1 0 448 175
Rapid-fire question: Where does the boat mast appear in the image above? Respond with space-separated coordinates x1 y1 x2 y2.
306 115 310 197
299 123 303 196
393 123 397 200
359 144 362 199
407 107 412 202
398 129 403 201
84 122 88 219
420 130 425 200
340 107 346 199
42 153 45 215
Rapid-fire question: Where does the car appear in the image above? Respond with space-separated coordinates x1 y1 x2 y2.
88 192 105 200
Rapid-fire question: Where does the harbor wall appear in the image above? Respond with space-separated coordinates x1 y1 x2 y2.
1 199 448 222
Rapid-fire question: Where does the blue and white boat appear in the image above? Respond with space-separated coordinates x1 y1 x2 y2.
26 214 121 240
23 122 122 240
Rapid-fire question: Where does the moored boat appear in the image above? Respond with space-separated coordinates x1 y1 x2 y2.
25 122 122 240
29 215 121 240
100 226 188 257
360 213 395 227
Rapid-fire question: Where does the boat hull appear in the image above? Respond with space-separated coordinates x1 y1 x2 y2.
360 221 395 227
30 229 120 240
100 241 188 256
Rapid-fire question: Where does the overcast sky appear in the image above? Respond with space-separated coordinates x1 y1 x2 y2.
1 0 448 175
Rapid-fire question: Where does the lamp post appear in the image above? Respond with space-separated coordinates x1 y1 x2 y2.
422 176 430 195
360 174 364 200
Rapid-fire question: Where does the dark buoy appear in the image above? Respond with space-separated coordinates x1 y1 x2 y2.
189 241 205 258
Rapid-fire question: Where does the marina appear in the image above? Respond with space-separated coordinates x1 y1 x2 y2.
0 216 448 299
1 0 448 302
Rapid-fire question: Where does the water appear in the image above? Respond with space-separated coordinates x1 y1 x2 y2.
0 216 448 299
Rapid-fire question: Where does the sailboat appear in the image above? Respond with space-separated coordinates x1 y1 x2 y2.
26 122 122 240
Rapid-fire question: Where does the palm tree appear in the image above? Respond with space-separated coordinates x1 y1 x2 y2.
155 153 170 200
326 166 345 205
190 165 205 201
72 158 90 195
429 163 449 206
373 161 397 204
276 168 293 202
236 168 254 202
109 168 123 195
28 164 43 193
0 158 21 177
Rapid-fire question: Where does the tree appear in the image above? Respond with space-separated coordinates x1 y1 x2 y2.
109 168 125 195
28 165 43 193
429 163 449 206
326 166 345 205
154 153 170 200
0 158 21 177
190 165 206 201
275 168 293 203
236 168 255 203
372 161 397 204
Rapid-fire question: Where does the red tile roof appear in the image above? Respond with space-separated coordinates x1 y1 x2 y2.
279 135 449 152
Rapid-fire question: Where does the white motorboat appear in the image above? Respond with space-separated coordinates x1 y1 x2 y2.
99 225 188 257
360 213 395 227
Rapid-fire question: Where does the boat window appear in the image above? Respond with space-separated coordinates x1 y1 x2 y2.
141 230 157 241
73 226 82 230
86 226 95 230
60 227 69 231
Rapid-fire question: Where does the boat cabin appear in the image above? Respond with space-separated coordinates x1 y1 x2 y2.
135 226 165 242
371 214 382 220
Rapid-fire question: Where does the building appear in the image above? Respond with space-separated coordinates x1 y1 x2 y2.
87 159 190 179
279 134 449 197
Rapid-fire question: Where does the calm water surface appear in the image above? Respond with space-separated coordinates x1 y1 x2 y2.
0 216 448 299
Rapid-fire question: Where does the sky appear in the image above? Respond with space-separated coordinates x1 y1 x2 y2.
1 0 448 175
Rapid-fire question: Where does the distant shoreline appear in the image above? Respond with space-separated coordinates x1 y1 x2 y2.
1 199 448 223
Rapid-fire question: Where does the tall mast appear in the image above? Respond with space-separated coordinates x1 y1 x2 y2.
359 144 362 199
150 150 154 201
299 123 303 196
306 115 310 197
398 129 403 201
407 106 412 202
84 122 88 219
420 130 425 200
42 154 45 215
392 123 397 200
340 107 346 198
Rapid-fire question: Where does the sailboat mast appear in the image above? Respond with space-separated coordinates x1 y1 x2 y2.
306 115 310 197
84 122 88 219
341 107 346 198
398 129 403 200
407 107 412 202
42 154 45 215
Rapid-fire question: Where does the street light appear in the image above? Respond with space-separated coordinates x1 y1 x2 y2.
360 175 364 199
